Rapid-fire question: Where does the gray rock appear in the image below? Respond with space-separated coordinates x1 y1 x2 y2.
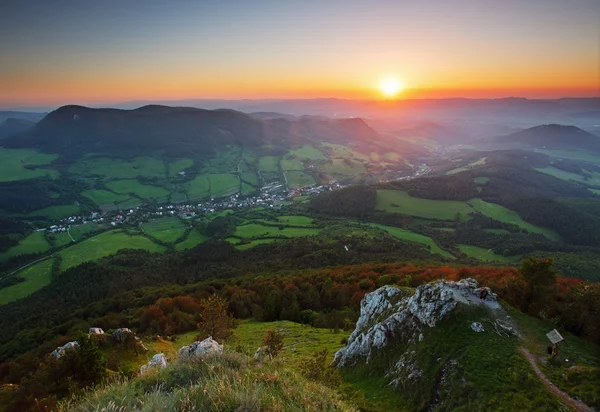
112 328 133 342
471 322 485 332
50 341 79 359
178 337 223 361
140 353 168 375
88 327 104 335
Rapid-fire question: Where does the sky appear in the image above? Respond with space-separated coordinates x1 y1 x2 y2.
1 0 599 107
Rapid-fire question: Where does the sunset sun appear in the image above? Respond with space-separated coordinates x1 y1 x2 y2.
379 77 404 97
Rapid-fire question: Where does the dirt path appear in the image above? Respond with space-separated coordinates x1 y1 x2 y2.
519 347 594 412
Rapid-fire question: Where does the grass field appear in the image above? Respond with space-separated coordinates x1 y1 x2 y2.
208 173 239 197
321 143 370 161
0 258 54 305
0 231 51 261
468 199 561 241
106 179 169 200
276 215 314 226
369 223 453 258
240 172 260 186
0 148 59 182
228 238 280 250
168 159 193 177
484 228 511 235
474 177 490 184
323 159 366 175
70 156 166 178
376 190 473 221
280 156 305 170
81 189 129 206
25 204 81 219
458 244 521 262
187 175 211 200
535 167 600 187
286 171 315 188
445 157 488 175
257 156 280 171
59 230 166 271
535 149 600 164
143 217 186 243
175 230 208 251
234 223 320 239
288 145 326 161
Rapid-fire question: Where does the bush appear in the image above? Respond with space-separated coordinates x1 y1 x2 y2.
261 329 284 360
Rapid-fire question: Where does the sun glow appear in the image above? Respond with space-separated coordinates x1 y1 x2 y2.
379 77 404 97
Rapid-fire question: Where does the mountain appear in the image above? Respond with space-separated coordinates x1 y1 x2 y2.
2 105 386 157
494 124 600 151
0 118 35 139
0 111 47 123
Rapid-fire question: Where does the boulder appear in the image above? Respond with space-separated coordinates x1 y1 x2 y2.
88 327 104 334
112 328 133 342
178 337 223 361
471 322 485 333
140 353 168 375
50 341 79 359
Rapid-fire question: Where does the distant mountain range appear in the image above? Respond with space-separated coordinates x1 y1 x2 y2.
0 111 47 123
0 118 35 139
494 124 600 151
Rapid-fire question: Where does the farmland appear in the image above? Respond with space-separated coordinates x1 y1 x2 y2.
175 230 208 251
106 179 170 200
369 223 453 258
0 231 51 261
0 148 59 182
257 156 280 171
208 173 239 197
143 216 187 243
286 171 315 188
458 244 521 263
81 189 129 206
0 258 54 305
70 156 166 178
376 190 473 220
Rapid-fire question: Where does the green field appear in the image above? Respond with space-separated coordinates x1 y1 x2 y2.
370 223 453 258
233 223 320 239
280 156 304 170
321 143 369 161
535 167 600 187
590 188 600 195
286 171 315 188
0 231 51 261
143 217 186 243
168 159 193 177
24 204 80 219
257 156 280 171
276 215 314 226
288 145 326 161
81 189 129 206
323 158 366 175
208 173 239 197
175 230 208 251
70 156 166 178
228 238 280 250
535 149 600 164
106 179 169 200
376 190 473 220
446 157 488 175
0 258 54 305
59 230 166 271
0 148 59 182
468 199 561 241
484 228 511 235
240 172 260 186
187 175 211 200
474 177 490 184
458 244 521 262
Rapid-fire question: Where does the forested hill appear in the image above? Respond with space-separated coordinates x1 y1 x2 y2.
495 124 600 151
1 105 385 157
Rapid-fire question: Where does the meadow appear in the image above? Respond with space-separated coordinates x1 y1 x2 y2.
257 156 280 171
81 189 129 206
458 244 521 262
0 148 59 182
143 217 187 243
288 145 327 161
174 230 208 251
106 179 170 200
322 159 366 176
0 231 51 261
187 175 211 200
70 156 166 178
286 171 315 188
535 166 600 187
376 190 473 220
233 223 321 239
168 159 194 177
208 173 239 197
445 157 487 175
535 149 600 164
368 223 453 258
24 204 81 219
0 258 54 305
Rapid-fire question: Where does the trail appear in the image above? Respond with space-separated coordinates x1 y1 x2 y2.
3 254 53 279
519 347 594 412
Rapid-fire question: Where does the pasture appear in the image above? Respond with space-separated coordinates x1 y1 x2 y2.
70 156 166 178
458 244 521 263
322 158 366 175
376 190 473 220
468 198 561 241
229 238 279 250
0 148 59 182
446 157 488 175
474 177 490 184
535 167 600 187
143 217 186 243
257 156 280 171
280 156 304 170
59 230 166 271
0 231 51 261
25 204 81 219
81 189 129 206
286 171 315 188
288 145 326 161
535 149 600 164
240 172 260 186
208 173 239 197
320 143 369 161
187 175 211 200
0 258 54 305
276 215 314 226
233 223 320 239
106 179 169 200
174 230 208 251
168 159 194 177
369 223 453 258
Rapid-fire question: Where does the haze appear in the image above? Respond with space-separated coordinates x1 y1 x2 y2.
1 0 599 108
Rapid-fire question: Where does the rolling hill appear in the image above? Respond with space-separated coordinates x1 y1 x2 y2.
0 118 35 139
495 124 600 151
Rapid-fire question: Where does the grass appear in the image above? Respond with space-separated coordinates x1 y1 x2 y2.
187 175 211 200
289 145 327 161
168 159 193 177
106 179 169 200
241 172 260 186
320 143 370 161
0 231 51 261
446 157 488 175
0 148 59 182
280 156 305 170
59 230 166 271
233 223 321 239
208 173 239 197
535 166 600 187
323 159 366 176
376 190 473 221
24 204 80 219
474 177 490 184
174 230 208 251
70 156 166 178
286 171 315 188
81 189 129 206
468 199 561 241
258 156 280 172
369 223 453 258
231 238 280 250
0 258 54 305
535 149 600 164
276 215 314 226
143 217 187 243
458 244 521 263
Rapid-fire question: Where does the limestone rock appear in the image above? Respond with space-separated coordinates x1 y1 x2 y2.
178 337 223 361
88 327 104 334
112 328 133 342
471 322 485 332
140 353 168 375
50 341 79 359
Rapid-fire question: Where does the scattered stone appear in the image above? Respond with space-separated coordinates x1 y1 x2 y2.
140 353 168 375
178 337 223 361
471 322 485 332
50 341 79 359
88 327 104 334
112 328 133 342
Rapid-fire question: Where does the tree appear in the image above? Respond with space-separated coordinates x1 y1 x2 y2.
261 329 284 360
520 257 557 313
300 349 341 387
196 295 237 341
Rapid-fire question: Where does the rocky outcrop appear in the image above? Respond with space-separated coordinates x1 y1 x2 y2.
333 278 496 367
178 337 223 361
50 341 79 359
112 328 133 342
140 353 168 375
88 327 104 334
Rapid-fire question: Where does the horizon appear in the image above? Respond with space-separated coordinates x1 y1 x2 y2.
2 0 600 107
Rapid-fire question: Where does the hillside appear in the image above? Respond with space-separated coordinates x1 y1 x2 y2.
495 124 600 151
0 118 35 139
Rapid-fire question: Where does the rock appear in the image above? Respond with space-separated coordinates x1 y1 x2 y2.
50 341 79 359
88 327 104 334
471 322 485 332
112 328 133 342
140 353 168 375
178 337 223 361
